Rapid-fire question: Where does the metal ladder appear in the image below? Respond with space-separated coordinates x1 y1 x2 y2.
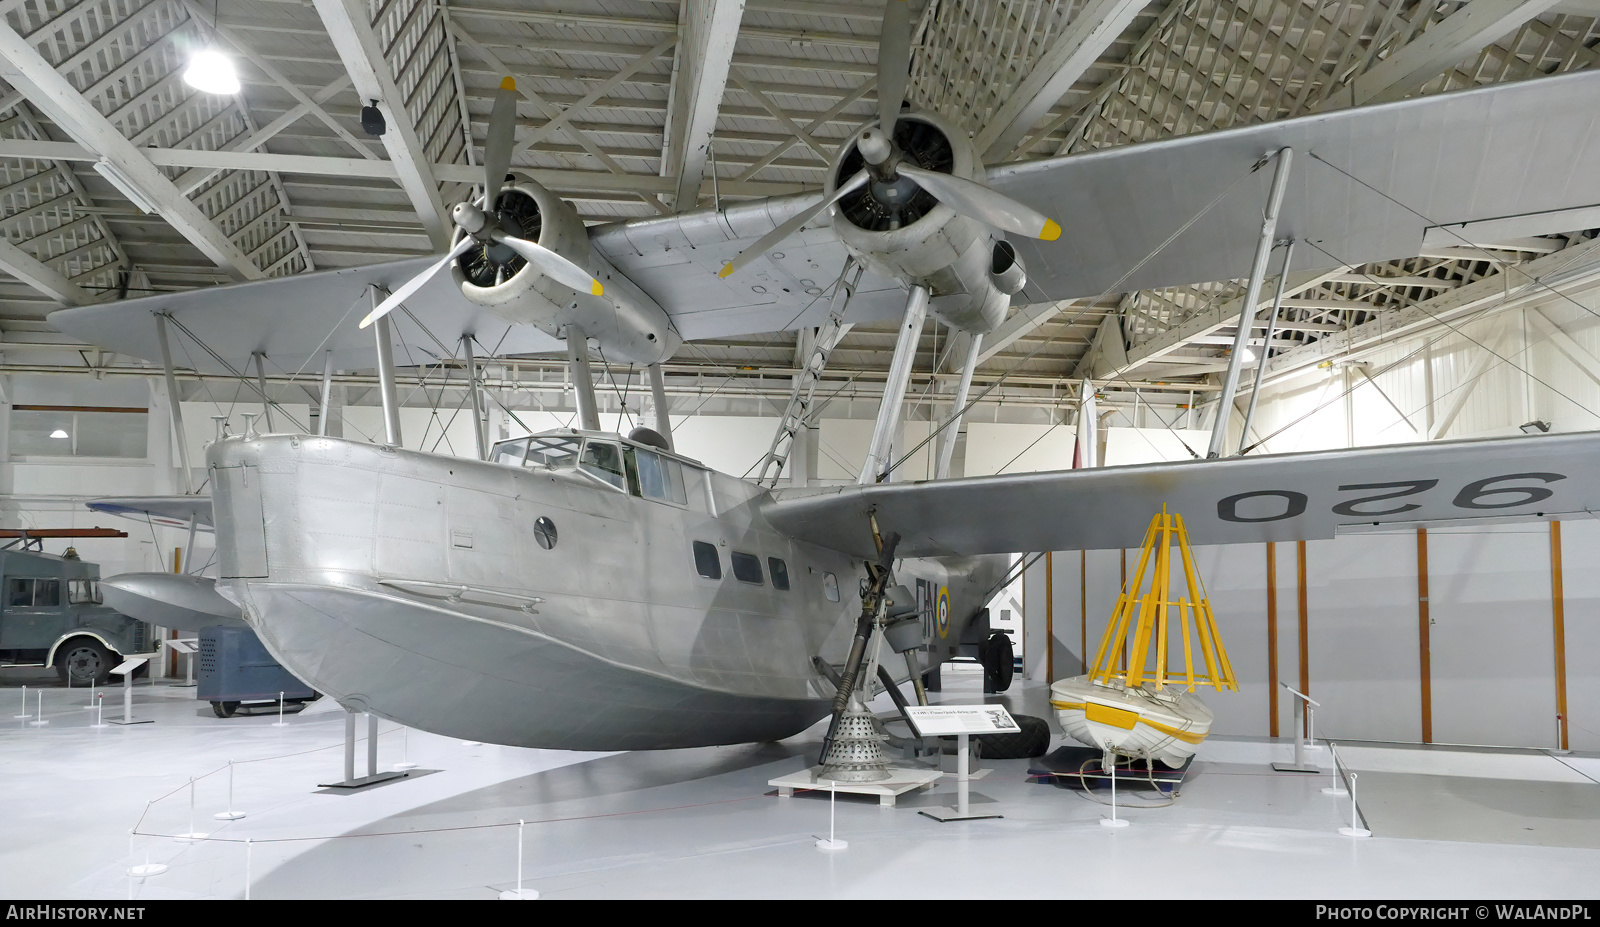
756 261 862 487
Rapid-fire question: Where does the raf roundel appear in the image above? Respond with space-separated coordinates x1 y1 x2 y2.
936 586 950 639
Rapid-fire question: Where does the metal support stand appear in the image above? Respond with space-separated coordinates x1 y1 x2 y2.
499 819 540 899
934 330 983 480
1100 749 1130 827
1273 684 1322 772
319 709 409 789
859 284 930 484
565 324 601 432
919 732 1003 822
108 658 152 725
1207 147 1293 459
815 781 848 850
1339 772 1371 837
372 292 403 447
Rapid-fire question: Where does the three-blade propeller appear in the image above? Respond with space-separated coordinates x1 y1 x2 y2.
718 0 1060 279
360 76 603 331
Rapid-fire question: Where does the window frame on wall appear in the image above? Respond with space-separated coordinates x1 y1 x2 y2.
9 404 150 460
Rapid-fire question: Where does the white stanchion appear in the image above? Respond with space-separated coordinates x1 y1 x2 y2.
244 839 252 901
499 819 539 899
1322 742 1349 796
14 684 27 718
394 726 418 770
126 824 167 878
272 691 288 727
83 681 97 709
175 777 209 842
1339 771 1371 837
29 689 48 726
91 692 106 729
215 760 246 820
815 780 847 850
1101 750 1129 828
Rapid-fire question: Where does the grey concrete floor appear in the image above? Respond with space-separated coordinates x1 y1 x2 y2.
2 663 1596 899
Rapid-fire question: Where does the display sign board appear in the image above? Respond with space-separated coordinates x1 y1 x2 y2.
903 705 1020 737
110 657 147 677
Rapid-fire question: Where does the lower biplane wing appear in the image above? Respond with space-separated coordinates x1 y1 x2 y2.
760 431 1600 559
87 496 214 531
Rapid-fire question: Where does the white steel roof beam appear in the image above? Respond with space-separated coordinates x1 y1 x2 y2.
0 22 263 281
977 0 1154 161
1317 0 1565 111
663 0 744 210
0 236 91 305
312 0 452 250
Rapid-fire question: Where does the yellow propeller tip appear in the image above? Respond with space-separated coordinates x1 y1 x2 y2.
590 280 604 296
1040 219 1062 241
358 316 374 330
718 264 735 278
500 76 516 91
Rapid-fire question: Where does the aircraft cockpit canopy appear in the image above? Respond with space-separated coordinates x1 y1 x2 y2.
489 432 691 506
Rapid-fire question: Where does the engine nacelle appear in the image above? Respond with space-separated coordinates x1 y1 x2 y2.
452 178 681 366
827 112 1023 334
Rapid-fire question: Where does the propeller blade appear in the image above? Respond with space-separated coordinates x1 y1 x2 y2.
878 0 911 137
898 165 1062 240
719 170 870 279
484 76 518 205
493 232 604 296
359 236 477 329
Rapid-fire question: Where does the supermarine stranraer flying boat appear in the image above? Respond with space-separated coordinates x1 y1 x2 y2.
52 5 1600 753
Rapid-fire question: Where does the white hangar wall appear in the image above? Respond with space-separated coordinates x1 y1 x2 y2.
1029 521 1589 751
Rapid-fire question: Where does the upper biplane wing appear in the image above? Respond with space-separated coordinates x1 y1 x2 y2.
760 431 1600 559
45 69 1600 369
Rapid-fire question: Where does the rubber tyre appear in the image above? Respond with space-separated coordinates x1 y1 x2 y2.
211 701 240 718
980 631 1014 692
55 637 115 687
975 714 1050 759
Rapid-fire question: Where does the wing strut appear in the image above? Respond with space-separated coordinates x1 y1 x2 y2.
1206 147 1292 459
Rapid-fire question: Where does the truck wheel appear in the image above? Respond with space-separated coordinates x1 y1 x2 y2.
211 701 240 718
55 637 115 687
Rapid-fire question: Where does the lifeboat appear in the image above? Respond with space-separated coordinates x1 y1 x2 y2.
1050 675 1213 768
1059 505 1235 765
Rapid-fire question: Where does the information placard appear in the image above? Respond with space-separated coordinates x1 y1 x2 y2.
903 705 1020 737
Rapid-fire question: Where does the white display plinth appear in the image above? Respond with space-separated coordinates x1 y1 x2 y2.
770 765 941 807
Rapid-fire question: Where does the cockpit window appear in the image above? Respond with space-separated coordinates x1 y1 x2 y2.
490 437 529 466
579 441 626 490
526 436 581 468
490 435 582 470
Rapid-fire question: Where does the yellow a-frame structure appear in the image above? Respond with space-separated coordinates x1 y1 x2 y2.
1088 506 1238 693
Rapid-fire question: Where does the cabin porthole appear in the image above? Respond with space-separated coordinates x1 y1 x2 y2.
534 516 557 550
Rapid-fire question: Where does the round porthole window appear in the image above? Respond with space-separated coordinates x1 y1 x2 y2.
534 516 557 550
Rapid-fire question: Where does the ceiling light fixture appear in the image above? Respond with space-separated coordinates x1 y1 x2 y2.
92 158 159 214
49 429 68 439
183 0 239 96
1520 420 1551 434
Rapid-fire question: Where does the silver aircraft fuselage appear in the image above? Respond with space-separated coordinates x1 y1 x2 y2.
206 429 1004 751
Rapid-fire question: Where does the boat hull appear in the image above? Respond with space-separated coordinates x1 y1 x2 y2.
1049 675 1213 767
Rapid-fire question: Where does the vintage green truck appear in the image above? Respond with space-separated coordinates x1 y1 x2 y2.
0 538 153 686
